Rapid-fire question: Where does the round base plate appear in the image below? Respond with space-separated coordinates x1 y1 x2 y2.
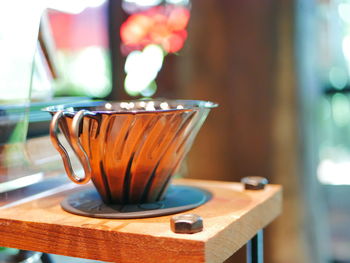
61 185 212 219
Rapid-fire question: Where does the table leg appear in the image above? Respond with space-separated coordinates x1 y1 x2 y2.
247 230 264 263
41 253 54 263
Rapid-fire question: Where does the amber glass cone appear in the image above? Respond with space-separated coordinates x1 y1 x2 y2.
45 100 217 204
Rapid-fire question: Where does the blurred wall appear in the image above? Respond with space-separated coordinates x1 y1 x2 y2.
159 0 330 262
107 0 330 261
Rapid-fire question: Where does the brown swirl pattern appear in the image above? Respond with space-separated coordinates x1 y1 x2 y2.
48 100 216 204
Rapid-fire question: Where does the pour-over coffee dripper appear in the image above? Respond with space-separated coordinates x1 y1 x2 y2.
44 99 217 218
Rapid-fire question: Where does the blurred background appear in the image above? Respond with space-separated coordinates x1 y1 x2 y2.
1 0 350 262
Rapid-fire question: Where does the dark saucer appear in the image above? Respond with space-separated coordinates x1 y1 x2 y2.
61 185 212 219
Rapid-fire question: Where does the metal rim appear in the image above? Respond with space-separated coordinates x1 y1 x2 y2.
42 99 219 115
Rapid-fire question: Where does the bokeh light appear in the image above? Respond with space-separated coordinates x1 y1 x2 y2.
338 3 350 24
331 93 350 127
123 0 162 7
57 47 111 97
120 5 190 54
124 44 164 97
343 35 350 62
166 0 190 5
329 67 348 89
140 81 157 97
47 0 106 14
121 1 191 97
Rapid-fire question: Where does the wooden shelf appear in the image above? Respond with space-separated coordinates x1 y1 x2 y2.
0 179 282 263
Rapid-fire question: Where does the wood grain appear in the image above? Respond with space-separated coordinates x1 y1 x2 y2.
0 179 281 263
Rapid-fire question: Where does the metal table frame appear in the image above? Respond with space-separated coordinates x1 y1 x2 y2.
247 230 264 263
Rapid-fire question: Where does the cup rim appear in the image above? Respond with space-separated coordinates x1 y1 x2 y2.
42 99 218 115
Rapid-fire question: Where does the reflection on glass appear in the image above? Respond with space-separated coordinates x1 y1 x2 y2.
160 102 169 110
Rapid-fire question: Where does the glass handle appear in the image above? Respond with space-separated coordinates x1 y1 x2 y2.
50 110 92 184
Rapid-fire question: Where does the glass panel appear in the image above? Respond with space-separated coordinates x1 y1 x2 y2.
46 0 111 98
0 1 44 195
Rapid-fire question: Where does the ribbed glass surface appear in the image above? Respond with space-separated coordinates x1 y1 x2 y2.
45 100 217 204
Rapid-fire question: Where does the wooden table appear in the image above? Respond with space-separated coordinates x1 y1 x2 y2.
0 178 282 263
